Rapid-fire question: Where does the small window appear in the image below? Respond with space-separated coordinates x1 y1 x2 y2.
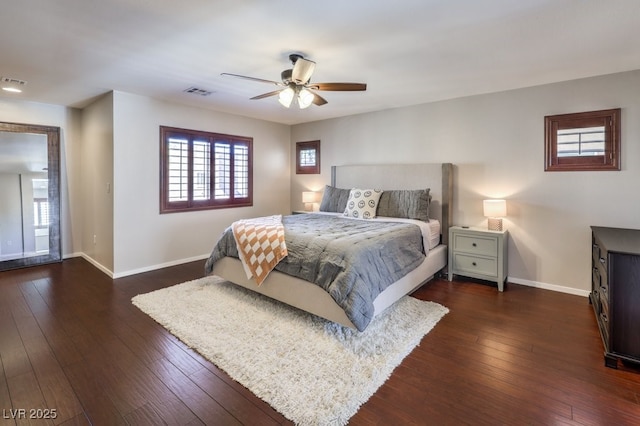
296 140 320 174
160 126 252 213
544 109 620 171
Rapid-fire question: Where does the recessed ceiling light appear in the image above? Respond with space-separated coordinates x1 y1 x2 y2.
1 77 27 93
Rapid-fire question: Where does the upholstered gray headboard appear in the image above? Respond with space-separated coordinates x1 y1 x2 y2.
331 163 453 245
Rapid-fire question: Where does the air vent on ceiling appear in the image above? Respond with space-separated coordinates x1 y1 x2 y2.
1 77 27 85
183 87 213 96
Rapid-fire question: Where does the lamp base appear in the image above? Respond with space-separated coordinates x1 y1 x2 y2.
487 218 503 231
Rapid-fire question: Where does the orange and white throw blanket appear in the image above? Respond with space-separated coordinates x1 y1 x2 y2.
231 215 288 285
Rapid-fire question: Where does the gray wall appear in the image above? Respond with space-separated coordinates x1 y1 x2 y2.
4 69 639 292
290 69 640 295
111 92 291 277
0 174 23 257
0 99 81 258
80 93 115 273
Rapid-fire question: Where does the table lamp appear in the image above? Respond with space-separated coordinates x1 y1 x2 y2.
483 199 507 231
302 191 317 211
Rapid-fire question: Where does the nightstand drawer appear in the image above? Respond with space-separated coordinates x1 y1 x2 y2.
452 253 498 277
453 234 498 257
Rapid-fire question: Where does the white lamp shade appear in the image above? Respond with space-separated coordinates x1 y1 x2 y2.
278 87 295 107
298 88 314 109
302 191 317 203
483 199 507 218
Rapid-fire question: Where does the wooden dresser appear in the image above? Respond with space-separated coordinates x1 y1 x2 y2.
590 226 640 369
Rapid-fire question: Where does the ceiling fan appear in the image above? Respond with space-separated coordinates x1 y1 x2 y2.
221 54 367 109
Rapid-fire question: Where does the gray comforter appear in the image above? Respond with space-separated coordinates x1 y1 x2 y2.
204 213 426 331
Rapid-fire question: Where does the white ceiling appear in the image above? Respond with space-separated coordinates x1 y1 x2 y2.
1 0 639 125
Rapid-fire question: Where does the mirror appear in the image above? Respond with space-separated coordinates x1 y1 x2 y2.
0 121 61 271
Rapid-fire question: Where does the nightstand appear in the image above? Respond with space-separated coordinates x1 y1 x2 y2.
447 226 508 291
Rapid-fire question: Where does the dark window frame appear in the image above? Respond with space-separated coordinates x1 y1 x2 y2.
160 126 253 213
544 108 621 172
296 140 320 174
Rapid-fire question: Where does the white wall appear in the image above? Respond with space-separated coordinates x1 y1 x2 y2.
291 70 640 295
0 98 82 257
111 92 291 277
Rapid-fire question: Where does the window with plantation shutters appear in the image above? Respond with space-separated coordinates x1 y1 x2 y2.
544 109 620 172
160 126 252 213
33 198 50 228
296 140 320 174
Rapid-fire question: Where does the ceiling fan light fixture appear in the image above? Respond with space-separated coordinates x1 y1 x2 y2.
278 87 294 108
298 88 314 109
223 54 366 109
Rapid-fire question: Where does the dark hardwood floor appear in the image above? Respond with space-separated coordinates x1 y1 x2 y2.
2 257 640 425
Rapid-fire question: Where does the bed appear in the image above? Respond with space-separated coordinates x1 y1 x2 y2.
205 163 453 331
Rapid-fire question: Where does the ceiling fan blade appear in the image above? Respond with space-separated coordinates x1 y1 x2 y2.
292 58 316 84
311 91 328 106
250 90 282 100
221 73 283 86
310 82 367 91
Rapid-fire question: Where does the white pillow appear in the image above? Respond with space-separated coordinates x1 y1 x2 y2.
343 188 383 219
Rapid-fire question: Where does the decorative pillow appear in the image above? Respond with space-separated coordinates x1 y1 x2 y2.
343 188 383 219
376 189 431 221
319 185 351 213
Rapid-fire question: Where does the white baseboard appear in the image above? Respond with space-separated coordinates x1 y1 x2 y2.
63 252 83 259
62 252 590 297
80 253 114 278
63 252 209 279
64 252 112 277
508 276 590 298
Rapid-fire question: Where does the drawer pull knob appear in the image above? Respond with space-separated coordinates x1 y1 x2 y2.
472 262 477 266
472 243 477 247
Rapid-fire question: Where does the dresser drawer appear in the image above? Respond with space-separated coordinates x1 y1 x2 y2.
452 253 498 277
592 266 600 289
591 289 602 317
599 310 610 345
592 265 609 294
592 242 601 265
593 243 608 274
599 286 609 319
453 234 498 257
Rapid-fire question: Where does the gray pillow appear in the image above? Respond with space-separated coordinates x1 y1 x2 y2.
376 189 431 221
319 185 351 213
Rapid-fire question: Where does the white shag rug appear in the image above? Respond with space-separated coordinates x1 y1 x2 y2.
132 275 448 425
